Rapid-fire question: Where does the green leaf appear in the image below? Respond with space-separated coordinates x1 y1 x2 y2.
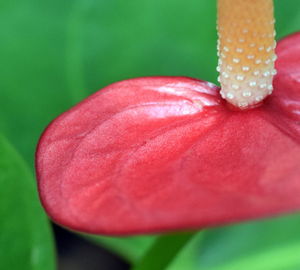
84 234 157 263
132 232 196 270
0 0 217 166
0 134 55 270
0 0 299 168
275 0 300 38
167 214 300 270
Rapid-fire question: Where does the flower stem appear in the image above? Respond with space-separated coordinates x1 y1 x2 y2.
131 231 197 270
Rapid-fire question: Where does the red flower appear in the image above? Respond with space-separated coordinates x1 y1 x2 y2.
35 32 300 235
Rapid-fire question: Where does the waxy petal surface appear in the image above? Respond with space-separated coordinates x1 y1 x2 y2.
267 32 300 140
36 33 300 235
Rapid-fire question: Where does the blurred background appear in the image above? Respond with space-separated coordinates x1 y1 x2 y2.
1 0 300 269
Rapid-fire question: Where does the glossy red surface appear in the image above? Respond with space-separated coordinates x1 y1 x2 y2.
36 33 300 235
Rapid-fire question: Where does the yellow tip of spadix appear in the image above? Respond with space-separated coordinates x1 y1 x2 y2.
217 0 277 109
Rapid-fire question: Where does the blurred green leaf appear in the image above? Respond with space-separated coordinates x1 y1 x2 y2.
275 0 300 38
84 234 157 263
167 214 300 270
0 0 299 168
132 232 196 270
0 0 217 166
0 134 55 270
0 0 73 166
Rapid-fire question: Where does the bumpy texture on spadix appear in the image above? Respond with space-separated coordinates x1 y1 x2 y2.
36 33 300 235
217 0 277 108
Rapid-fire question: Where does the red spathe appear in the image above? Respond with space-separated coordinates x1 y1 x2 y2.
36 33 300 235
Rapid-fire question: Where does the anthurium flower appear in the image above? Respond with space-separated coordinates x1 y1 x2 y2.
36 0 300 235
